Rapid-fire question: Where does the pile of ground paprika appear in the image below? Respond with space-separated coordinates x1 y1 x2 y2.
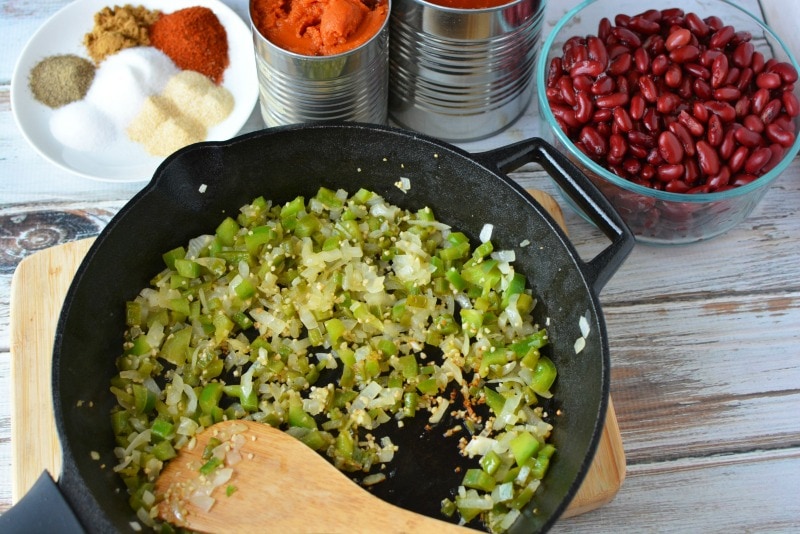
149 6 229 84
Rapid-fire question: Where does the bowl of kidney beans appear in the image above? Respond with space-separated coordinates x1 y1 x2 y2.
536 0 800 244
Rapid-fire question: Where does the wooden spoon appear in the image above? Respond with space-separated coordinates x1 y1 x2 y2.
155 420 471 533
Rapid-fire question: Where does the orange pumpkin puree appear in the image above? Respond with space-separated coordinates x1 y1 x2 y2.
252 0 389 56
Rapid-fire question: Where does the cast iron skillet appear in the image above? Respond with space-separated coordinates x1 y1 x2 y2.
1 123 633 533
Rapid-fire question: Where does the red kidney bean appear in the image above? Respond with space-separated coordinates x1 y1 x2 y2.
743 114 765 133
657 92 680 114
744 146 772 174
729 145 749 173
769 61 799 83
693 101 710 122
573 74 593 92
551 104 580 128
545 86 563 103
613 106 634 132
670 45 700 63
557 76 577 106
756 72 782 90
665 179 691 193
614 13 631 27
705 101 736 122
664 64 683 87
723 67 740 86
658 130 684 164
720 127 737 160
651 54 669 76
598 17 612 41
609 53 633 76
546 57 563 88
693 79 712 100
570 59 605 78
766 123 796 147
628 94 646 119
711 54 728 88
595 92 630 108
696 140 721 176
734 96 750 118
668 121 696 156
657 163 685 182
782 90 800 117
587 36 609 70
641 164 655 181
665 28 691 51
678 76 693 99
613 26 643 48
643 107 661 133
592 108 612 122
751 88 770 114
760 99 783 124
709 25 735 49
763 143 786 173
629 130 655 147
705 16 724 33
575 91 594 124
638 75 658 102
684 158 701 184
713 86 741 102
684 62 710 80
634 47 650 73
736 68 753 92
590 75 615 95
580 125 608 157
679 110 705 136
707 114 724 147
609 133 627 159
732 31 752 46
629 15 661 35
734 126 762 147
751 51 765 74
733 42 754 68
617 75 631 95
686 12 709 37
707 165 731 190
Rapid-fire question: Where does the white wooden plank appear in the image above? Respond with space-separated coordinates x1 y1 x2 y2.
553 448 800 533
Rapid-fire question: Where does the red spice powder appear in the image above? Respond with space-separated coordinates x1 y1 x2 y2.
149 7 229 84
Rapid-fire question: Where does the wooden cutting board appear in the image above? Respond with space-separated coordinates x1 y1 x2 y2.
8 190 625 522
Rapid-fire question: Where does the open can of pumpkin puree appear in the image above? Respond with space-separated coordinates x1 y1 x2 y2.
389 0 546 141
249 0 390 126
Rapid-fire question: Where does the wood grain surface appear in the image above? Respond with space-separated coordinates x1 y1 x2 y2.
8 191 625 525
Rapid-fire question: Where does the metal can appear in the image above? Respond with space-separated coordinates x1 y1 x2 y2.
389 0 546 141
250 2 390 127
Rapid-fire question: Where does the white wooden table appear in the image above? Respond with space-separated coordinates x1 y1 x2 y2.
1 0 799 532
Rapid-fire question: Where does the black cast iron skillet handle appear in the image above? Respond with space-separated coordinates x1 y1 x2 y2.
0 471 85 533
474 137 635 294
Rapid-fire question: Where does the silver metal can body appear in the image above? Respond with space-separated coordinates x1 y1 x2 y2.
251 4 390 127
389 0 545 141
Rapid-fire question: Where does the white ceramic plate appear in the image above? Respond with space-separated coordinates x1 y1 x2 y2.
11 0 258 182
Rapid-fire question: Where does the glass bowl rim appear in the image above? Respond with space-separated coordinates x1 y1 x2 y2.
536 0 800 204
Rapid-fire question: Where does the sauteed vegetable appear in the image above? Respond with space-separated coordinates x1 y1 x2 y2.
110 186 558 532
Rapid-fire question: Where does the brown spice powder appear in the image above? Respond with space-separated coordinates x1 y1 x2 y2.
83 4 161 64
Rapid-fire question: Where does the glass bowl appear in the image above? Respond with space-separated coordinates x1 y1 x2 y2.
536 0 800 245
